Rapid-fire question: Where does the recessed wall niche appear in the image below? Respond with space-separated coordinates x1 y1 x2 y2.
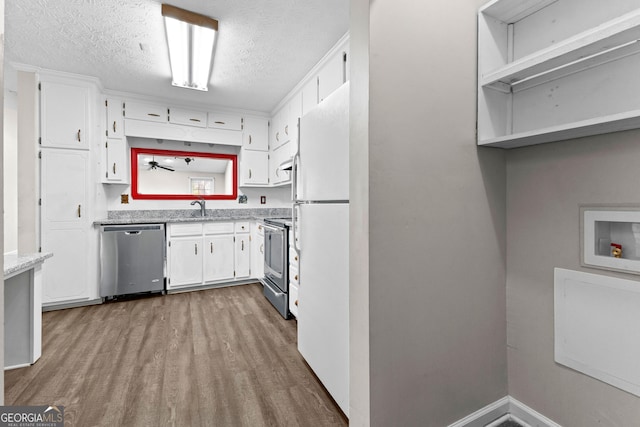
581 206 640 275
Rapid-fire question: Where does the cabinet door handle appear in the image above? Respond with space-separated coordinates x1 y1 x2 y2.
295 274 298 281
148 113 160 117
215 121 226 125
77 204 81 218
260 243 263 254
275 168 280 177
113 163 116 175
195 243 198 255
241 240 245 251
77 129 81 142
258 225 262 230
276 131 280 142
285 125 289 135
295 299 298 306
113 121 117 133
190 118 201 122
295 255 298 261
249 135 252 144
210 242 213 253
249 169 252 179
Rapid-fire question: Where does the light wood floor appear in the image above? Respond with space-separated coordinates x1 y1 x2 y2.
5 283 347 427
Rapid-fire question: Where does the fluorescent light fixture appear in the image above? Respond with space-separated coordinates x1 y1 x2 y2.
162 4 218 91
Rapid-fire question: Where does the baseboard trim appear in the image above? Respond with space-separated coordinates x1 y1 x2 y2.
448 397 510 427
447 396 561 427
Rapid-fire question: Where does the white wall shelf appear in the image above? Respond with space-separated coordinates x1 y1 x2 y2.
478 0 640 148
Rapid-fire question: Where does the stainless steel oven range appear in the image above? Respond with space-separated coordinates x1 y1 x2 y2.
260 218 292 319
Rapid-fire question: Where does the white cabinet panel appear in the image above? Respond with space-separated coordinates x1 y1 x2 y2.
41 150 88 223
104 138 128 183
42 228 89 303
168 237 203 288
240 150 269 186
208 112 242 131
242 117 269 151
235 234 251 279
318 49 347 104
106 98 124 139
302 78 318 116
270 142 291 186
251 224 265 280
124 101 167 122
169 107 207 128
203 235 235 283
41 148 91 304
41 81 89 150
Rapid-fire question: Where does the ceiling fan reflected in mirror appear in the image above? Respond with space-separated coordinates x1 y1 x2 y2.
146 156 175 172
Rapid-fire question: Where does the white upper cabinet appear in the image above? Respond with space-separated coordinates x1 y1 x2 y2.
169 107 207 128
478 0 640 148
242 117 269 151
124 101 167 122
103 98 128 184
105 98 124 139
301 78 318 116
240 150 269 186
40 81 90 150
318 47 348 104
208 112 243 131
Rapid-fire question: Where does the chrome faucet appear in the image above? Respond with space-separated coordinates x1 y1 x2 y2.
190 199 206 217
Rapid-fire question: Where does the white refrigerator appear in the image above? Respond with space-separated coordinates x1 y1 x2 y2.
293 82 349 415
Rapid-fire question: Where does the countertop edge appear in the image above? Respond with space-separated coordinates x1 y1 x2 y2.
4 252 54 279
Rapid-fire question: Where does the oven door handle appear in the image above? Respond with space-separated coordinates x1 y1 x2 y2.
261 224 283 233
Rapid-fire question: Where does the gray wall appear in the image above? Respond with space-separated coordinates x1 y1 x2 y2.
351 0 508 425
506 131 640 426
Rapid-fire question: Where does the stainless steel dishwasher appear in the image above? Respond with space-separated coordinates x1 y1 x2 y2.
100 224 166 298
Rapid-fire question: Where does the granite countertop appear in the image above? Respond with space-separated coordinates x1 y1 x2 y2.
4 252 54 279
94 208 292 226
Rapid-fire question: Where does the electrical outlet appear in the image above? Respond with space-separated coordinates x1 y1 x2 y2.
121 194 129 204
260 196 266 204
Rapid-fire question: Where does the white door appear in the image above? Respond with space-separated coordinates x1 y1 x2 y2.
235 234 251 279
203 235 235 282
106 98 123 139
105 138 127 182
298 83 349 201
242 117 269 151
41 149 90 303
297 202 349 415
168 237 203 288
240 150 269 185
41 81 89 150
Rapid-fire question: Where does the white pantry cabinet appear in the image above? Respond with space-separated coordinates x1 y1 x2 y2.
40 81 90 150
40 149 91 304
478 0 640 148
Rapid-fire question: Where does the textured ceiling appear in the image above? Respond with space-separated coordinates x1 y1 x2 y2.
5 0 349 113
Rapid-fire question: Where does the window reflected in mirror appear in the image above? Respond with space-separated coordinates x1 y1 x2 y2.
131 148 237 200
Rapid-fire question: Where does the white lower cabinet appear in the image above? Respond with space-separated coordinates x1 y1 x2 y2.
251 223 265 279
168 236 203 288
203 235 235 283
167 221 252 290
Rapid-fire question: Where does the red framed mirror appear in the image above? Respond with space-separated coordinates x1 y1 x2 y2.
131 148 238 200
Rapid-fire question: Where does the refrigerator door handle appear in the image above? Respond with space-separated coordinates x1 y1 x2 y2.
292 202 302 254
292 117 301 202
